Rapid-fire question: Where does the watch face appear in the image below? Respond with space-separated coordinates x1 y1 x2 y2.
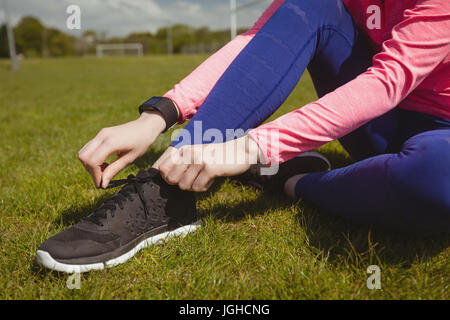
145 97 162 106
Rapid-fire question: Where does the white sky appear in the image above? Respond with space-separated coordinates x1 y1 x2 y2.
0 0 271 37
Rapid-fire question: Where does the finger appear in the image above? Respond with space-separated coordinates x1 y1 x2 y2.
180 145 203 165
78 138 101 164
78 138 106 188
101 153 135 189
164 146 199 184
192 170 214 192
78 129 109 160
158 150 183 184
84 144 116 188
178 164 203 191
152 146 178 169
165 160 189 185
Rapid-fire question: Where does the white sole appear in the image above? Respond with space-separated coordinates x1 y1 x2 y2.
36 222 201 273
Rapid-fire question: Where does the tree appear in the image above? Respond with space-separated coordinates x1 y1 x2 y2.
47 28 74 56
124 32 153 54
14 16 45 57
0 24 9 57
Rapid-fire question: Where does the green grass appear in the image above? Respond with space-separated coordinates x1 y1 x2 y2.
0 56 448 300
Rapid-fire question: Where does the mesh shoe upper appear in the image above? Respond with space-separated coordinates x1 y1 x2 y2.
39 168 198 263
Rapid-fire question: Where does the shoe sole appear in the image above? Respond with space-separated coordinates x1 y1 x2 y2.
35 221 201 273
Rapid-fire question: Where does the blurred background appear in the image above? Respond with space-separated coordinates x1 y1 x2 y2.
0 0 271 60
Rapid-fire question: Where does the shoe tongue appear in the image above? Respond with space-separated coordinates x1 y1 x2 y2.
136 170 149 179
147 168 160 177
136 168 160 179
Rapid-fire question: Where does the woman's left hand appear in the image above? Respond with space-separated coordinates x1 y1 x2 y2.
155 136 261 192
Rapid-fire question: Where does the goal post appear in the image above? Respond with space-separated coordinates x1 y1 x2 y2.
96 43 144 58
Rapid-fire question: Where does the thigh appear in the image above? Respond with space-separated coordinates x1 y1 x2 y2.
338 108 450 161
338 108 401 161
305 3 397 160
307 9 374 97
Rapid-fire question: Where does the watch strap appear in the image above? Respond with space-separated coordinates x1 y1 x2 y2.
139 96 179 132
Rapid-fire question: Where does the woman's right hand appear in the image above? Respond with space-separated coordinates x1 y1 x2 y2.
78 111 166 189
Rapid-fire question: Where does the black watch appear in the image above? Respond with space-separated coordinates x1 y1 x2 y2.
139 96 179 132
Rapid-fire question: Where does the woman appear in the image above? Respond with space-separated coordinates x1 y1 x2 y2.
82 0 449 235
36 0 449 273
88 0 449 234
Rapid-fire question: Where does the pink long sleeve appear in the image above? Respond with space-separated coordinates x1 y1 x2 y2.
164 0 285 123
249 0 450 165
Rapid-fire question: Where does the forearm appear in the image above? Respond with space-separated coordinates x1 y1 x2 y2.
138 110 166 134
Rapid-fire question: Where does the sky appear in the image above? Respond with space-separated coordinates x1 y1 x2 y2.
0 0 271 37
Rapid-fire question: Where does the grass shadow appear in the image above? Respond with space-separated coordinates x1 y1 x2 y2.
297 202 450 267
197 180 292 223
320 149 353 169
197 178 449 269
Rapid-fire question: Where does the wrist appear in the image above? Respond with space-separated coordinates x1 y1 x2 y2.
138 110 166 134
138 96 179 132
245 135 263 165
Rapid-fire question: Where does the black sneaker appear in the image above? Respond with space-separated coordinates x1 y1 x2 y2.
36 168 200 273
233 151 331 191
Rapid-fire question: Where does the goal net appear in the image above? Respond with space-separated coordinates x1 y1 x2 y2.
96 43 144 57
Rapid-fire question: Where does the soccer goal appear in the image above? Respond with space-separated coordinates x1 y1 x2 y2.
96 43 144 57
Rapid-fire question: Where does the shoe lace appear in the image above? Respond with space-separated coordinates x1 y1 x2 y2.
85 169 159 226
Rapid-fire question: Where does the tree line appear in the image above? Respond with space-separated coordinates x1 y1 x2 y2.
0 16 248 58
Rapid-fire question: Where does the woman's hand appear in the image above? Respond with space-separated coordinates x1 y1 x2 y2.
155 136 261 192
78 111 166 189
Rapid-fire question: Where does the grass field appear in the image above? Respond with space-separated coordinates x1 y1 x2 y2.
0 56 448 299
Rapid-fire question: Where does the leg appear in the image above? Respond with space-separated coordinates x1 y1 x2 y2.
294 129 450 235
336 108 450 161
171 0 369 148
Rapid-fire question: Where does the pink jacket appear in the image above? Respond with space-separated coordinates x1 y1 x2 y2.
164 0 450 165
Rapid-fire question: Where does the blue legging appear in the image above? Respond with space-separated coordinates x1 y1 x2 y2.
171 0 450 235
